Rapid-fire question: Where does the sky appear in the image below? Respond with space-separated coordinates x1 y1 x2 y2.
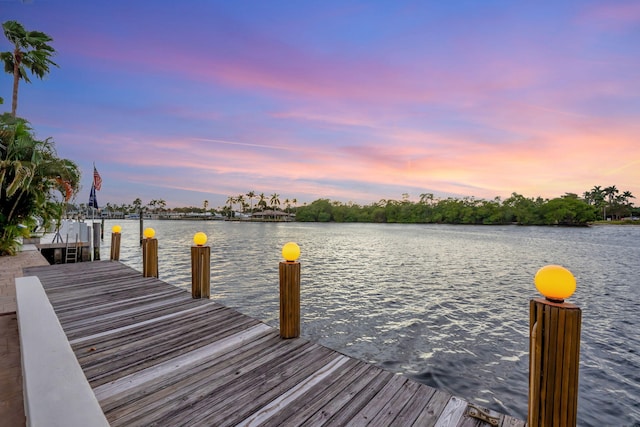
2 0 639 209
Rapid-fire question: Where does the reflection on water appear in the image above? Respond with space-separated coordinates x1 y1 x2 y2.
88 221 639 426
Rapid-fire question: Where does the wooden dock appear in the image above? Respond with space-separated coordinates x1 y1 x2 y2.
22 261 526 426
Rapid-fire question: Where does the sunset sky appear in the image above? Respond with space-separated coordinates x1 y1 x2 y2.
2 1 639 209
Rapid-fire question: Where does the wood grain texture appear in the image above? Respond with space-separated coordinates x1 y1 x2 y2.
279 261 300 338
529 298 581 427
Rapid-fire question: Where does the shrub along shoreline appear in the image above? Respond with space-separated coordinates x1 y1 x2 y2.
294 192 636 226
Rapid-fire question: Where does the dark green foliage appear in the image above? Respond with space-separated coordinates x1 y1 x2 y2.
2 20 58 117
1 114 79 255
295 191 611 226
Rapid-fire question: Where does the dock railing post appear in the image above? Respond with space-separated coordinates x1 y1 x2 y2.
142 227 158 278
92 223 101 261
110 225 121 261
139 211 144 245
279 242 301 339
529 265 581 427
191 232 210 299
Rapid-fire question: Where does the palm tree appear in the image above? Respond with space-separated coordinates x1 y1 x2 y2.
270 193 280 210
621 191 635 219
604 185 618 206
225 196 235 218
203 200 209 212
2 21 58 118
603 185 619 219
588 186 606 219
236 194 245 213
246 191 256 214
257 193 267 211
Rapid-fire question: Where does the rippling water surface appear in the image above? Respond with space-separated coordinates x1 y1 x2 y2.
94 221 639 426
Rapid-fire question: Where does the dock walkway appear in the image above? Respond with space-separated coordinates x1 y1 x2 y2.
23 261 525 426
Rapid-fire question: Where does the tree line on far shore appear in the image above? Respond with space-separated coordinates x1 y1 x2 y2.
294 188 637 226
70 192 299 219
80 186 637 227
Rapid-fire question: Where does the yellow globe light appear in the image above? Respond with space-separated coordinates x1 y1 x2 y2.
534 265 576 302
282 242 301 262
193 232 207 246
143 227 155 239
112 225 122 234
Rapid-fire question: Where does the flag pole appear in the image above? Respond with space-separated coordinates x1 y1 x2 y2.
91 163 103 260
92 162 95 223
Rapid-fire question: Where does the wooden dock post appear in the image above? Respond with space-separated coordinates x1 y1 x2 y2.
139 214 144 246
191 232 210 299
92 223 101 261
142 228 158 278
110 225 121 261
529 265 581 427
279 242 301 339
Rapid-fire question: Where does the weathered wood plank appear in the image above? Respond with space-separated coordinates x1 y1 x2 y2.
69 302 216 345
233 355 352 427
94 323 271 400
201 353 351 426
285 361 385 426
368 378 423 425
81 315 261 387
258 358 367 426
315 369 396 426
433 395 467 427
110 339 317 426
388 383 437 426
412 389 453 427
98 329 281 413
347 374 411 426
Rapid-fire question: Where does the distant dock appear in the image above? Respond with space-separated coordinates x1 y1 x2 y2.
19 261 526 426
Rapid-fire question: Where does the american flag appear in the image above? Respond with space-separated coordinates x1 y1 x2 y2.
93 165 102 191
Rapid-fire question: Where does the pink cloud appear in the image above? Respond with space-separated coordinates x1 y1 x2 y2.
35 4 639 207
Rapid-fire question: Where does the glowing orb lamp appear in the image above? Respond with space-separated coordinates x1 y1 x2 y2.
143 227 155 239
534 265 576 302
112 225 122 234
282 242 301 262
193 232 207 246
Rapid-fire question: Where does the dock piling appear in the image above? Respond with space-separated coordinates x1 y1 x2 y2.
92 223 101 261
142 228 158 278
528 265 581 427
191 232 210 298
279 242 301 339
110 225 121 261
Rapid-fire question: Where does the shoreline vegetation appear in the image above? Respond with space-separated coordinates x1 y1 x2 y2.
82 187 637 227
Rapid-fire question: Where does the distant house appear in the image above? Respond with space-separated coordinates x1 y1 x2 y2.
250 210 293 221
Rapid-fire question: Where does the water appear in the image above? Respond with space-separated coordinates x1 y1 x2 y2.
91 221 638 426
